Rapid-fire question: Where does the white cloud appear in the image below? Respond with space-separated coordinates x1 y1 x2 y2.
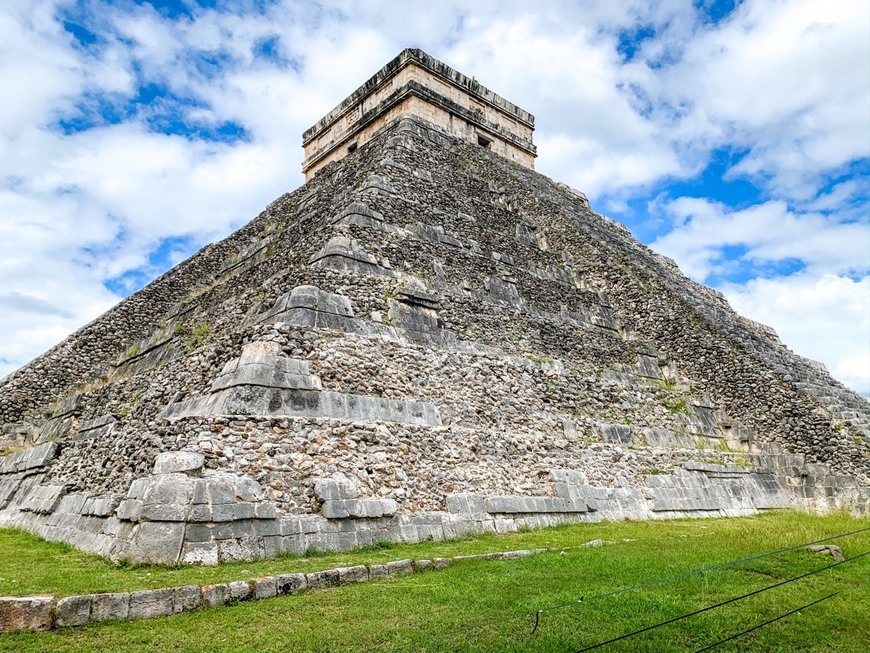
722 273 870 396
651 198 870 281
655 0 870 199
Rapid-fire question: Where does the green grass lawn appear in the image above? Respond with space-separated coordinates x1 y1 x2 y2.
1 510 868 652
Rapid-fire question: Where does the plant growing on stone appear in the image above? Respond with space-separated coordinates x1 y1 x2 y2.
662 397 687 414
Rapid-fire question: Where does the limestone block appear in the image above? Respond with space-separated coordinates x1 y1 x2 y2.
153 452 204 476
140 473 195 507
253 577 277 600
172 585 202 613
140 503 189 522
305 569 339 588
0 595 55 632
445 493 486 514
129 588 174 620
188 505 215 522
90 592 130 622
56 595 91 628
193 476 235 505
57 493 88 515
253 519 280 537
370 559 413 579
218 537 264 562
280 536 308 556
263 535 282 559
210 504 238 522
255 502 278 519
202 584 229 607
232 503 256 520
181 542 219 566
315 474 360 502
128 521 185 564
376 499 398 518
599 423 634 445
287 285 355 317
235 477 265 502
227 580 253 602
337 566 369 584
126 478 150 499
20 484 66 514
321 500 352 519
276 573 307 595
86 496 120 517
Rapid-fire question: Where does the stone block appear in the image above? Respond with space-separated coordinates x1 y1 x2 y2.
184 523 214 543
140 503 189 522
153 452 204 476
193 476 236 506
141 473 195 506
218 537 264 562
202 584 228 607
263 536 282 559
235 477 265 502
315 479 341 502
306 569 339 588
90 592 130 622
446 493 486 514
210 504 238 522
181 541 219 566
56 594 91 628
255 502 278 519
321 500 350 519
127 478 149 499
129 588 174 620
370 559 413 579
0 595 55 632
232 503 255 520
128 521 185 564
275 573 307 595
280 536 308 556
374 499 399 518
227 580 253 602
188 504 213 522
337 565 369 584
253 577 277 600
172 585 202 613
253 519 280 537
484 496 525 513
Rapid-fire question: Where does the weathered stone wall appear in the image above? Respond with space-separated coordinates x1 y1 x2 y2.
0 114 867 565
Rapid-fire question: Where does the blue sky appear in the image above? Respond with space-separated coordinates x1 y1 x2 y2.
0 0 868 395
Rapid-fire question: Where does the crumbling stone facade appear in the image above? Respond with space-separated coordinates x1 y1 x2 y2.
302 48 536 179
0 52 867 565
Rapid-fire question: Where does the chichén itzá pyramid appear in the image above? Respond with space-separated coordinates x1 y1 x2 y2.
0 49 867 565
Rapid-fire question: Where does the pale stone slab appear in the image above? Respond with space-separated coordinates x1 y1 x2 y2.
129 588 174 620
56 595 91 628
90 592 130 622
0 595 55 633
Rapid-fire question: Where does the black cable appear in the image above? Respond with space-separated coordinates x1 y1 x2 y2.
693 591 840 652
572 550 869 652
529 525 869 633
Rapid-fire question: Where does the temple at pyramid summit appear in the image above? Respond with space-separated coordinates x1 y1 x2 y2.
0 49 867 565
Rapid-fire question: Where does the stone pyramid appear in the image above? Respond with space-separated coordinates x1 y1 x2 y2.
0 50 867 565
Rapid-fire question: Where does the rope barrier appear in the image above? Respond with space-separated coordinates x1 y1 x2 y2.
571 550 869 652
693 591 840 652
528 525 869 634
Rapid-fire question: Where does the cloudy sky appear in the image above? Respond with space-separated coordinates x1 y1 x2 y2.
1 0 868 395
